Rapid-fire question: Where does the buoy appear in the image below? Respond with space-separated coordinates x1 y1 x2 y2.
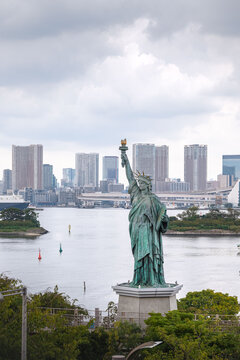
68 224 71 233
38 249 42 261
59 243 63 254
84 281 86 292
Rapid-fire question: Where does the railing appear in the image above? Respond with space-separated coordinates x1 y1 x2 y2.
32 307 117 329
30 307 240 331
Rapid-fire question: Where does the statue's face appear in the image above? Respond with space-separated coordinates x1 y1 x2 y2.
138 180 149 191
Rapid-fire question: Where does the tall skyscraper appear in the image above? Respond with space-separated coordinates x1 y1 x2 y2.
43 164 53 190
12 144 43 191
222 155 240 181
133 143 155 184
184 144 207 191
2 169 12 194
75 153 99 189
155 145 169 182
102 156 119 183
62 168 75 187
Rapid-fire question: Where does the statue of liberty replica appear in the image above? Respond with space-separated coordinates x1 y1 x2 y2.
113 140 182 326
121 140 168 287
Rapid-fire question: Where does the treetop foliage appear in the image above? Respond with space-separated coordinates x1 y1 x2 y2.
169 206 240 232
0 208 40 227
0 274 240 359
177 289 239 315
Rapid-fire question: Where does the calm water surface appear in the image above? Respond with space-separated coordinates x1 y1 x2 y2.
0 208 239 310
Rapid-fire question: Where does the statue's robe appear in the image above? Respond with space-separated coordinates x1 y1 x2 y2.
128 180 168 286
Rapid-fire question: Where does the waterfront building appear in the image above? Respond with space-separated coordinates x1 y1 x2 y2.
33 189 58 206
102 156 119 183
22 187 34 203
100 180 109 193
222 155 240 181
12 144 43 191
156 178 190 193
58 188 78 206
207 180 219 190
43 164 53 190
227 180 240 207
108 183 124 193
75 153 99 190
62 168 75 187
184 144 207 191
2 169 12 194
217 174 235 189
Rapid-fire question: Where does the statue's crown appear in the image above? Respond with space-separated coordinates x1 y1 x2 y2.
134 170 152 184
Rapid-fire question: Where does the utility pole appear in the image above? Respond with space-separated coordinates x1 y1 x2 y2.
21 287 27 360
0 287 27 360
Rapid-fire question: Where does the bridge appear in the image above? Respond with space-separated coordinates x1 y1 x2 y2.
78 191 229 207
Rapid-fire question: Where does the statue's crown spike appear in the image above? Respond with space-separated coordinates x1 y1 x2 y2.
134 170 152 183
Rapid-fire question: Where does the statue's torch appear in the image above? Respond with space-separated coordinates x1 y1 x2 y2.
119 139 128 167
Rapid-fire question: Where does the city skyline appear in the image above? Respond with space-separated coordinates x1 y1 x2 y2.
3 142 240 188
0 1 240 185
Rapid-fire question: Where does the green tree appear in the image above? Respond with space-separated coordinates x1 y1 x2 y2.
144 311 240 360
177 206 199 220
0 275 89 360
77 326 109 360
30 285 77 309
177 289 239 315
0 208 40 229
226 207 240 220
23 209 40 226
0 207 24 221
0 274 23 359
104 321 143 359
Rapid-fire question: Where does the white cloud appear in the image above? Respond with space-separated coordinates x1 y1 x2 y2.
0 1 240 182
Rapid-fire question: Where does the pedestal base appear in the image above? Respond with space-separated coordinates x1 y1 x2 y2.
112 284 183 328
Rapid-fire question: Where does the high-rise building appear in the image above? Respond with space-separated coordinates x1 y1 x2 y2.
75 153 99 189
222 155 240 181
12 144 43 191
132 143 155 189
62 168 75 187
155 146 169 192
43 164 53 190
217 174 235 188
2 169 12 194
184 144 207 191
132 143 170 192
102 156 119 183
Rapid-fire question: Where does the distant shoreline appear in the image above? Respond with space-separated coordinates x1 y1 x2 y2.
165 230 240 237
0 227 48 237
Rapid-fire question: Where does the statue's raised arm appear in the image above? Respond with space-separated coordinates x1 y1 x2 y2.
121 152 135 185
119 139 134 185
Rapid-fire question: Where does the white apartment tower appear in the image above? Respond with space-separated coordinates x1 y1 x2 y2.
184 144 207 191
75 153 99 189
132 143 156 190
12 144 43 191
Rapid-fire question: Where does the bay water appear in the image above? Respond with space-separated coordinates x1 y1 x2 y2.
0 208 239 310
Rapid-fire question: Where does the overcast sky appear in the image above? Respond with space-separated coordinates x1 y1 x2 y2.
1 0 240 184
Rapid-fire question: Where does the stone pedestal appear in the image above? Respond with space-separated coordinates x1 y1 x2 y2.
113 284 183 328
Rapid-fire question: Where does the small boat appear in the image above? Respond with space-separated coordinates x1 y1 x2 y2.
237 244 240 250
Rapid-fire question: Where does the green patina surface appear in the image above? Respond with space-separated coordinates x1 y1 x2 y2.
120 142 169 287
